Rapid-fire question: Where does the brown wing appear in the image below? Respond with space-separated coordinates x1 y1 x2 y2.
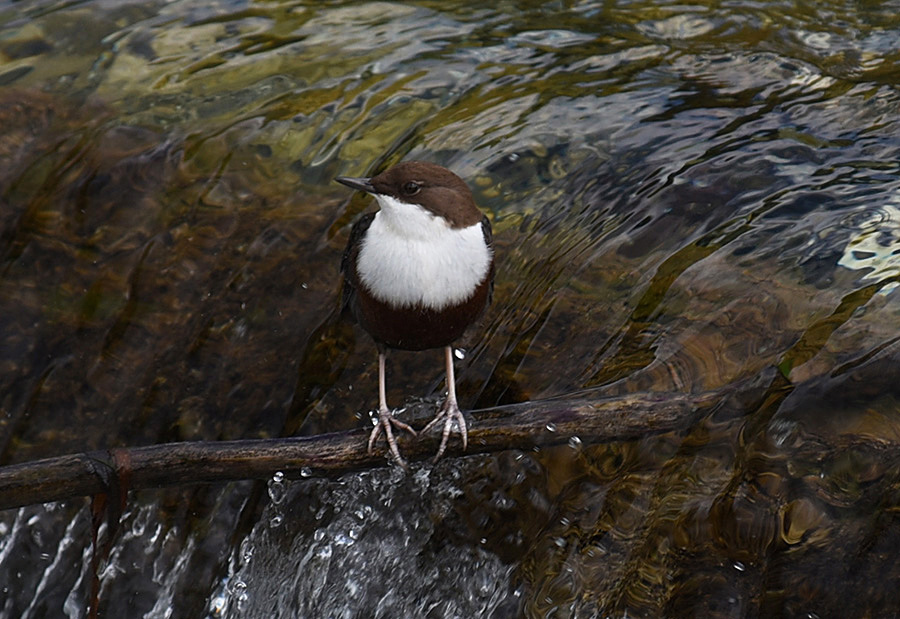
481 214 494 307
340 212 376 318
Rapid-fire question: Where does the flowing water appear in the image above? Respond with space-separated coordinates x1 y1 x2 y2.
2 0 900 617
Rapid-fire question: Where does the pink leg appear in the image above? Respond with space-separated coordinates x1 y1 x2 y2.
367 351 416 467
421 346 468 462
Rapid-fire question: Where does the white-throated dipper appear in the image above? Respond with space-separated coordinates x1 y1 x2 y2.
335 161 494 467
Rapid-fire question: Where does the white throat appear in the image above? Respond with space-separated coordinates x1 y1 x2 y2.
357 194 492 310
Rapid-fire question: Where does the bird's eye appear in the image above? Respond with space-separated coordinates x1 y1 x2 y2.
402 181 421 195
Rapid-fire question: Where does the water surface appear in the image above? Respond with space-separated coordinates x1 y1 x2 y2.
1 0 900 617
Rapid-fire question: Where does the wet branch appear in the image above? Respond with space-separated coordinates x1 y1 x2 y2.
0 382 760 512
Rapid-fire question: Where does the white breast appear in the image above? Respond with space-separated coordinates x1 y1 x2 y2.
357 194 492 310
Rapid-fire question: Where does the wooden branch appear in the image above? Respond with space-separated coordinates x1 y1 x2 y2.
0 386 750 512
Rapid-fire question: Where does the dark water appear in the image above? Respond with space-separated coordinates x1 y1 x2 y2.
2 0 900 617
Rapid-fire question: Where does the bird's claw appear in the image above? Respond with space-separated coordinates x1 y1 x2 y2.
368 410 416 468
422 399 468 463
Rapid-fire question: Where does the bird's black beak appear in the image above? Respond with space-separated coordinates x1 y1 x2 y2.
335 176 376 194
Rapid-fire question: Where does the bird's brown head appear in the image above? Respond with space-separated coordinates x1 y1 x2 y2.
336 161 482 228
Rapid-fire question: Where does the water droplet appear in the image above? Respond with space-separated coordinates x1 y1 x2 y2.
240 538 254 564
568 435 582 449
128 506 152 537
269 514 283 528
29 527 43 547
454 348 466 360
235 586 249 609
268 474 286 504
333 532 355 546
346 579 359 596
733 561 746 572
209 592 226 615
229 579 245 592
300 466 313 478
554 537 566 548
546 423 557 432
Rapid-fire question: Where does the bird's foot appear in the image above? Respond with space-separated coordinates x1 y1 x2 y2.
368 409 417 468
421 398 468 463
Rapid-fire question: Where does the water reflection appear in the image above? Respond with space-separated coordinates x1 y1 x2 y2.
1 0 900 617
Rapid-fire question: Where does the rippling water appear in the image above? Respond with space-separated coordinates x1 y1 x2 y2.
2 0 900 617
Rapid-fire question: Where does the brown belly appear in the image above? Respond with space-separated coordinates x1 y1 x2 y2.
352 276 491 351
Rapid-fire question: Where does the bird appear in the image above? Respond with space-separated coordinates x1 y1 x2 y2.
335 161 494 467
